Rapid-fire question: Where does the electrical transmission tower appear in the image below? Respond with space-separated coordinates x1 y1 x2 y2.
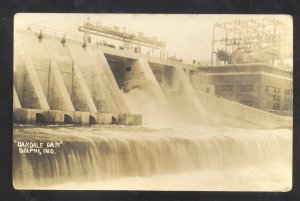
211 17 292 68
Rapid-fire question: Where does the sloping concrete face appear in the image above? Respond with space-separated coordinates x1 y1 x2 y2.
197 91 292 128
66 41 129 114
16 30 73 111
13 87 22 108
66 41 103 111
14 29 139 125
154 64 207 121
175 67 207 118
124 57 171 110
20 55 50 110
72 63 98 113
42 36 92 112
14 53 42 109
15 30 99 113
92 46 129 114
49 61 75 111
17 31 51 108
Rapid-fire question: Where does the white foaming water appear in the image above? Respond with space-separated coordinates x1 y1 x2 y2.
123 89 181 126
123 88 211 127
13 87 292 191
13 125 292 191
50 165 291 191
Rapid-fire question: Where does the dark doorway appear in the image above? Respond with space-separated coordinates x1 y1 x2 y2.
36 113 47 124
89 115 97 125
64 114 73 124
107 57 126 89
111 116 118 124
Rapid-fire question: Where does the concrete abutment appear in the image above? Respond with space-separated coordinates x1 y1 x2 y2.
13 108 141 126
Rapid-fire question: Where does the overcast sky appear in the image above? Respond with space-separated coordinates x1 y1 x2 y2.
14 13 292 63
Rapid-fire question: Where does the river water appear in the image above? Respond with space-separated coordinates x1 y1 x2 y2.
13 88 292 191
13 124 292 191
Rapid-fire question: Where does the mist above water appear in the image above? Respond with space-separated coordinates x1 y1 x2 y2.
123 88 231 128
12 85 293 191
13 86 293 190
13 78 293 191
123 89 181 126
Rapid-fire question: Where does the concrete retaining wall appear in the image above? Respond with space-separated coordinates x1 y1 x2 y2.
198 92 292 128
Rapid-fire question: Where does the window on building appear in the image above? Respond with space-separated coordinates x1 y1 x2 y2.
221 85 234 92
275 88 280 93
272 103 277 110
284 96 292 103
239 85 254 92
267 86 282 93
240 100 253 107
285 89 292 95
272 103 280 110
273 95 281 101
206 87 210 93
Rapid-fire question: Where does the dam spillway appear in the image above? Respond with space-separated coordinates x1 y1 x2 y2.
12 15 293 191
14 28 292 128
13 125 292 190
14 29 141 126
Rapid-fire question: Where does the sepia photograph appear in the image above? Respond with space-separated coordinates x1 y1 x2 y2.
12 13 293 191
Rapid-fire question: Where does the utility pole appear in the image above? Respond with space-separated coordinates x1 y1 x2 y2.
211 24 216 65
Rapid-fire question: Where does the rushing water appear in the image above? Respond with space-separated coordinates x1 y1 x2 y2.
13 84 292 191
13 124 292 191
13 30 292 191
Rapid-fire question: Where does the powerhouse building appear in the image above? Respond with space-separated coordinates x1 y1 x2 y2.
190 63 292 116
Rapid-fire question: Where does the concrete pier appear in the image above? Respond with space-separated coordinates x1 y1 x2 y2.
14 29 292 128
124 57 171 110
22 55 50 110
14 29 141 126
13 108 141 126
13 87 22 108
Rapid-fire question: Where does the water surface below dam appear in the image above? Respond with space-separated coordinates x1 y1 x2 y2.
13 124 292 191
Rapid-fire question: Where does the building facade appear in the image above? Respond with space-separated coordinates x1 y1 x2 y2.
191 64 293 116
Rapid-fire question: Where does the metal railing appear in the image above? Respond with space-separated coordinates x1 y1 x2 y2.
24 24 83 41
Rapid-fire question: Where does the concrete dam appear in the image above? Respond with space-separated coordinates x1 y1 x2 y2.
13 29 292 128
12 15 293 191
